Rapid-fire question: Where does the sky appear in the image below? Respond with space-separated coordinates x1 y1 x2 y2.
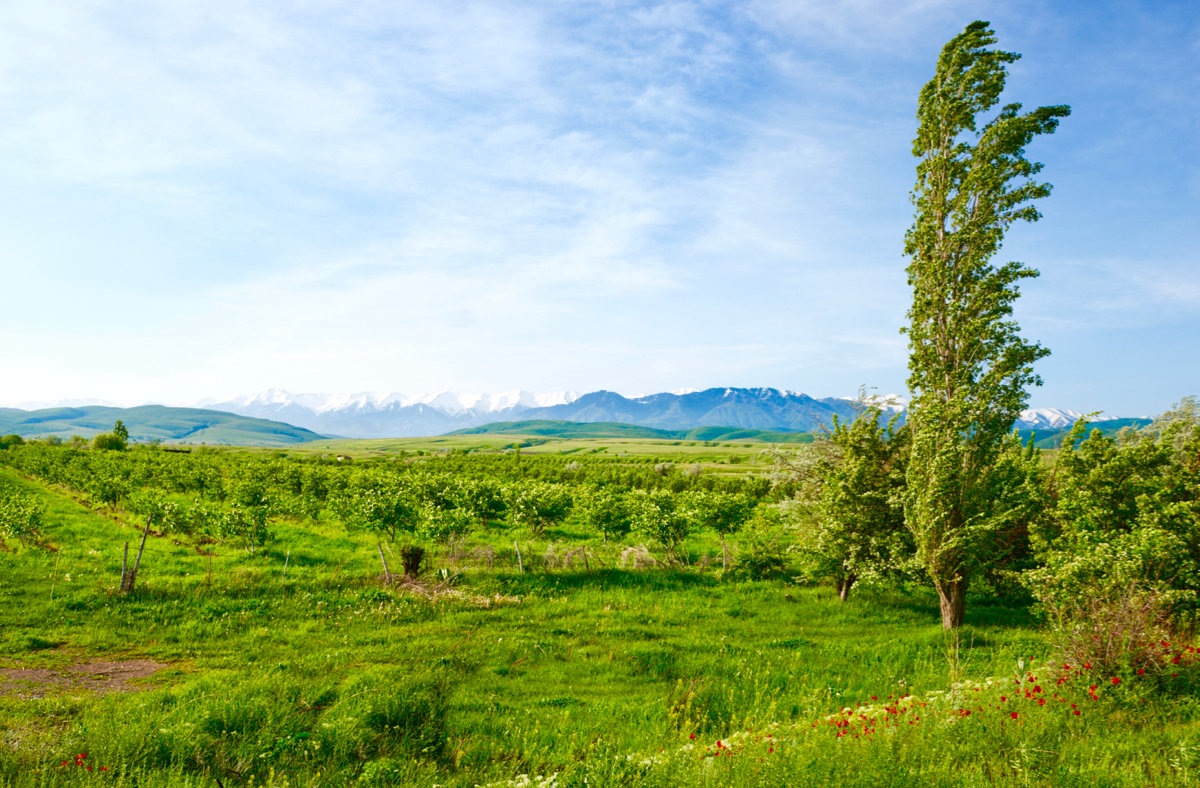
1 0 1196 418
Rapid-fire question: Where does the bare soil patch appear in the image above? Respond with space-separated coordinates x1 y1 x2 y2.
0 659 168 699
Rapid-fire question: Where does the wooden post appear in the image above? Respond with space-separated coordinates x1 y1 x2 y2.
514 540 524 574
50 553 60 601
122 517 152 593
377 542 391 582
281 550 290 588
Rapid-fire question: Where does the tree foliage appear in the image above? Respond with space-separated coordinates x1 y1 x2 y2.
1026 407 1200 673
903 20 1069 628
784 407 911 601
0 479 44 547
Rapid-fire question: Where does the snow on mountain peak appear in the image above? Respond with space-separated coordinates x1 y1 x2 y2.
1017 408 1083 429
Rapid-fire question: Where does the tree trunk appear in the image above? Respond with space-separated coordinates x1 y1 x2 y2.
936 577 968 629
836 574 857 603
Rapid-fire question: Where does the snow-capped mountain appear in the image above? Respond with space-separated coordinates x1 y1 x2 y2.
204 389 582 437
201 386 1086 439
7 388 1090 439
1015 408 1083 430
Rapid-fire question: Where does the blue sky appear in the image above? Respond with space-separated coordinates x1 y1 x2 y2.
1 0 1196 418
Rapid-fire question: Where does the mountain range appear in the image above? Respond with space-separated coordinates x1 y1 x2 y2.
0 388 1098 445
205 387 1083 439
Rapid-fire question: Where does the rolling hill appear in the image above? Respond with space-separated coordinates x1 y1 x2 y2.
0 405 328 447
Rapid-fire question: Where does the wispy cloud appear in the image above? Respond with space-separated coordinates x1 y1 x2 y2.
0 0 1195 416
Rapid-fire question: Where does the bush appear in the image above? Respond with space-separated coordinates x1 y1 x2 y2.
91 432 127 451
728 506 791 581
0 481 43 546
1043 584 1176 678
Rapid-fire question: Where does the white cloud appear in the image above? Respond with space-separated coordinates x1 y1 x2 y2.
0 0 1194 416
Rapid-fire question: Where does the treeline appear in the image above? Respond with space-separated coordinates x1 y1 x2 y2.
0 436 777 571
782 397 1200 674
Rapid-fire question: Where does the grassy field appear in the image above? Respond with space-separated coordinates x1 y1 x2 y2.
289 431 808 472
3 465 1200 786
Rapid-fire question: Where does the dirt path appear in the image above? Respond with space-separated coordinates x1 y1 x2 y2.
0 659 168 699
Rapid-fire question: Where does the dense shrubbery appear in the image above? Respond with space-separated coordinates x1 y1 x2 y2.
771 398 1200 645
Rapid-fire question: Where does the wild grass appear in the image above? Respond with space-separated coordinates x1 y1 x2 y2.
3 469 1200 786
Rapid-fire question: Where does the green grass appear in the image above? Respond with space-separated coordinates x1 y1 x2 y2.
290 432 804 471
3 470 1200 786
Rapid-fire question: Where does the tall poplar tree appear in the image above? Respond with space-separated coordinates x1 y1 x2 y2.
904 21 1069 629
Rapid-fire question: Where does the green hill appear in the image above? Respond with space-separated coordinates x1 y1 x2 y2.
449 419 815 443
0 405 328 447
1018 418 1153 449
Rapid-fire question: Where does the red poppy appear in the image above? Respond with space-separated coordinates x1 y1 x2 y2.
1010 712 1019 719
1111 677 1121 685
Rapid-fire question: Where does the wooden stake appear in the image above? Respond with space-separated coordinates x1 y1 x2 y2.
123 517 152 593
377 542 391 582
514 540 524 574
50 553 60 601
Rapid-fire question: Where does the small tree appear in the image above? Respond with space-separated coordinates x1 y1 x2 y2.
334 472 424 578
452 477 508 531
577 486 635 543
630 488 692 560
788 408 911 602
219 503 273 554
904 20 1069 628
505 482 573 536
681 490 756 573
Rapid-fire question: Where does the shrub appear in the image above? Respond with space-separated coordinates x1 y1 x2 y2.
1042 584 1176 678
728 506 790 581
0 481 43 546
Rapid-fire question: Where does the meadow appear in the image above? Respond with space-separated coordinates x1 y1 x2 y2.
2 441 1200 787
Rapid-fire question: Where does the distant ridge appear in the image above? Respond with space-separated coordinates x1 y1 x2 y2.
0 405 327 447
449 419 816 443
1019 417 1153 449
4 388 1093 442
207 386 910 438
